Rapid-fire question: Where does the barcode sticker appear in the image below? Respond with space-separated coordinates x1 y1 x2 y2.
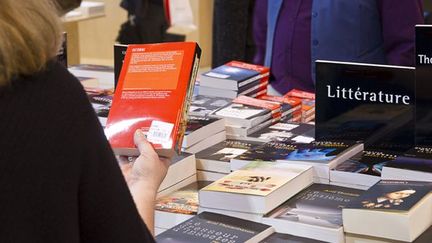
147 121 174 144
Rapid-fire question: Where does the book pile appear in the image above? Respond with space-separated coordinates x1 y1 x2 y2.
285 89 316 123
199 162 314 222
212 95 281 138
259 94 302 122
198 61 269 99
181 116 226 154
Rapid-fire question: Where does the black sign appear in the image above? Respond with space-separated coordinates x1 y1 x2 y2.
315 60 415 152
415 25 432 146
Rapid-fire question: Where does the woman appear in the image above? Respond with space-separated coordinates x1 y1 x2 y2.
0 0 167 242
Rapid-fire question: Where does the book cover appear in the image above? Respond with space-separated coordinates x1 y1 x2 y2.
188 95 231 117
114 44 127 88
237 141 357 164
156 212 273 243
233 95 281 117
347 180 432 211
248 122 314 143
196 139 263 163
184 116 221 136
155 181 212 215
285 89 316 100
385 147 432 173
335 150 398 176
202 162 311 196
261 233 326 243
106 42 201 156
202 63 259 83
69 64 114 72
214 103 270 120
266 184 363 228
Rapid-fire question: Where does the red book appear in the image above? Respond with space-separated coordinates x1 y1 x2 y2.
226 60 270 83
106 42 201 157
285 89 316 100
233 95 281 118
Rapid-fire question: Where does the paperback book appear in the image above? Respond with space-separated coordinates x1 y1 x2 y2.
188 95 231 117
382 146 432 182
343 180 432 242
263 184 364 243
261 233 325 243
331 149 399 187
200 162 313 214
195 139 263 173
156 212 274 243
106 42 201 157
155 181 212 229
200 61 269 91
246 122 315 143
182 116 225 148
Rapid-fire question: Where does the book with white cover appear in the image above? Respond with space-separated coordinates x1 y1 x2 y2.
183 130 226 154
199 162 313 214
263 184 364 243
158 153 196 192
197 170 227 181
343 180 432 242
212 103 272 128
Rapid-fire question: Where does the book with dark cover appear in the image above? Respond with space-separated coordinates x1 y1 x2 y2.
248 122 315 143
200 61 269 91
155 181 212 215
156 212 274 243
266 184 363 228
196 139 263 163
415 25 432 146
238 141 359 164
385 146 432 173
261 233 325 243
315 61 415 152
189 95 232 117
334 150 398 176
114 44 127 89
184 116 222 136
347 180 432 211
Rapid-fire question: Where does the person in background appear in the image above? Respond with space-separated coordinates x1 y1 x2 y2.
54 0 82 15
0 0 167 242
253 0 424 96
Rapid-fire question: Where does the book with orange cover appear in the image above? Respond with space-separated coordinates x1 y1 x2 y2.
106 42 201 157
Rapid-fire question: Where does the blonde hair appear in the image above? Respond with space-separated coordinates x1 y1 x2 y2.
0 0 63 86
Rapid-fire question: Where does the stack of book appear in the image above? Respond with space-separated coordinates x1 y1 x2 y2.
342 180 432 242
259 95 302 122
189 95 232 117
212 96 281 138
331 149 399 190
231 141 363 183
382 146 432 182
239 121 315 143
155 180 212 232
285 89 316 123
181 116 226 154
263 183 364 243
198 162 314 222
195 139 263 180
198 61 269 99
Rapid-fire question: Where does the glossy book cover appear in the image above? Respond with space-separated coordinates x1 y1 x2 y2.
335 150 398 176
266 184 363 228
155 181 212 215
189 95 231 117
196 139 263 162
347 180 432 211
202 162 311 196
106 42 201 156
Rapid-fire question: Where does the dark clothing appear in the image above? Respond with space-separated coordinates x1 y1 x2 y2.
0 61 154 243
212 0 256 68
254 0 424 94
